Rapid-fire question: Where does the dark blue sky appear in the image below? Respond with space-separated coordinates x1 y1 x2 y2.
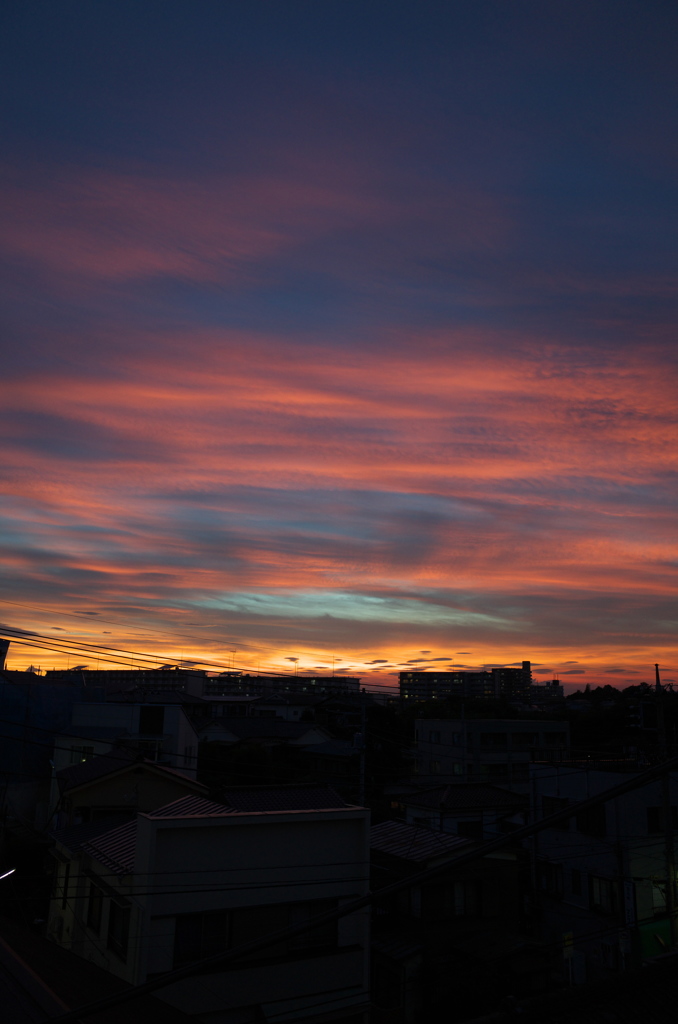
1 1 676 683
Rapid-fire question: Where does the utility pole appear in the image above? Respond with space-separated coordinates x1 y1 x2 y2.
656 663 677 945
358 688 367 807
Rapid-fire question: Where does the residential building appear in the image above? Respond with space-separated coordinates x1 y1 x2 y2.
530 679 565 704
414 718 569 792
401 783 527 839
197 717 333 748
44 666 208 697
48 786 370 1023
0 668 104 835
400 670 498 702
530 763 678 982
370 820 550 1022
55 699 200 779
205 674 361 697
50 748 207 829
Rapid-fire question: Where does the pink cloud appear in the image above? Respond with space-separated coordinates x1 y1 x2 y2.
0 156 511 292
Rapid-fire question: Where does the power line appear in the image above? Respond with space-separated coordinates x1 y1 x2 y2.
45 751 678 1022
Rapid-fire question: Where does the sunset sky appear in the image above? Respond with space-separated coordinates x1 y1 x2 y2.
1 2 676 687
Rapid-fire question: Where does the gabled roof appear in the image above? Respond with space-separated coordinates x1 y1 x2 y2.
57 748 138 789
370 820 473 863
56 749 206 794
404 783 528 812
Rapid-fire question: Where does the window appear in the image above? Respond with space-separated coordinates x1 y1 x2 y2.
137 738 163 760
428 731 441 743
576 804 606 838
537 860 564 898
61 863 70 910
174 909 229 966
483 763 508 778
234 899 338 956
457 820 483 840
571 869 582 896
542 732 566 747
542 795 570 831
429 760 440 774
107 899 131 961
69 745 94 764
480 733 507 747
647 806 678 834
87 881 103 934
512 733 538 747
420 880 480 920
590 876 616 914
138 706 164 736
173 899 338 969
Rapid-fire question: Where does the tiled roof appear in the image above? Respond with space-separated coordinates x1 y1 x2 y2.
370 820 473 863
51 815 134 854
81 820 137 874
405 783 528 811
146 795 238 818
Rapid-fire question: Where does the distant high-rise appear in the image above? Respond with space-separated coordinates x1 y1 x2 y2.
204 674 361 697
399 661 532 702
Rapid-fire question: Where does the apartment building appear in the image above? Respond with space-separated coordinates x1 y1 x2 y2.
400 662 532 703
531 763 678 982
414 718 569 792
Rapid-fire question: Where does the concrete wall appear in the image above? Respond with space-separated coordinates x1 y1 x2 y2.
50 805 371 1021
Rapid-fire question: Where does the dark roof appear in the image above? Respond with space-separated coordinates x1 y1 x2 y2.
0 914 195 1023
81 820 137 874
51 815 134 854
57 725 129 741
257 694 324 706
56 748 138 789
108 691 208 705
148 785 350 817
205 695 260 702
404 783 528 812
146 795 238 818
200 719 330 740
370 820 472 863
301 739 357 758
218 785 349 812
56 749 205 793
